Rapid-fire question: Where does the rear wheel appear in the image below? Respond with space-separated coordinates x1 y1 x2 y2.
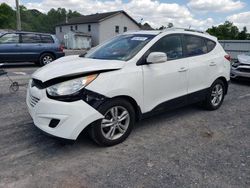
89 98 135 146
203 79 225 110
39 53 55 66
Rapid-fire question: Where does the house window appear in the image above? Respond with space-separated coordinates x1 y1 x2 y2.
115 26 119 33
70 26 73 31
123 27 127 32
59 26 62 32
75 25 78 30
88 25 91 32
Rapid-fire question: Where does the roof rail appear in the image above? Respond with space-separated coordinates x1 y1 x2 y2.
161 27 209 35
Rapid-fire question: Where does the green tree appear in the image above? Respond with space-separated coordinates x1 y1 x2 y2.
206 21 240 40
0 3 82 33
238 26 247 40
0 3 16 29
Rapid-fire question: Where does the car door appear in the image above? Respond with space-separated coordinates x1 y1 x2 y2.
142 34 188 113
0 33 21 62
182 35 211 102
19 33 43 62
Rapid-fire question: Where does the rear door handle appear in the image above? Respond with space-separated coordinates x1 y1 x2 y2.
209 62 216 66
178 67 188 72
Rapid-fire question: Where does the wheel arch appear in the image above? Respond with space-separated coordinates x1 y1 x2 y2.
39 51 56 59
111 95 142 122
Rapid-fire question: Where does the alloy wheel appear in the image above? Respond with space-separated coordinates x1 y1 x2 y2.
101 106 130 140
43 55 53 65
210 84 223 106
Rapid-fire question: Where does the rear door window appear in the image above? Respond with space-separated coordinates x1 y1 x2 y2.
184 35 207 57
0 33 19 44
150 34 183 60
21 34 42 43
41 35 54 43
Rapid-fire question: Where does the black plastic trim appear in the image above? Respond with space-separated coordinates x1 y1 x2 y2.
141 88 209 119
49 119 60 128
47 88 109 110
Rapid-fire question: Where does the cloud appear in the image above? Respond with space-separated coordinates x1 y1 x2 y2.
227 11 250 31
1 0 15 7
0 0 214 30
188 0 245 12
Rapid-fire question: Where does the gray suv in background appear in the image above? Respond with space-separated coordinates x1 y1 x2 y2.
0 32 65 66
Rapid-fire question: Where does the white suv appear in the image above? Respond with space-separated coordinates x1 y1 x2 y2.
26 28 230 146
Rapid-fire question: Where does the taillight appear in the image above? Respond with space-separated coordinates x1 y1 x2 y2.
224 55 231 62
59 45 64 52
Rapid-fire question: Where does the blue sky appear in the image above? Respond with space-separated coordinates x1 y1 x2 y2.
2 0 250 30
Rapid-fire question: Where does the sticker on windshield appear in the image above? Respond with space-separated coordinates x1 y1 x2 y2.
131 37 148 41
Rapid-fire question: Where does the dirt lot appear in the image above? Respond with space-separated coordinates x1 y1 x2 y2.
0 69 249 188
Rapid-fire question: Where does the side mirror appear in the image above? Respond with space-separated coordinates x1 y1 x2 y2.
146 52 167 64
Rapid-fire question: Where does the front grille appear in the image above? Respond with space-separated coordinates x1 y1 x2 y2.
29 94 40 107
237 68 250 73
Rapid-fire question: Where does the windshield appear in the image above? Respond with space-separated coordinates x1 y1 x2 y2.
85 34 155 61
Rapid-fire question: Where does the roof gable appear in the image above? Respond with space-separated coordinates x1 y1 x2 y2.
57 10 139 27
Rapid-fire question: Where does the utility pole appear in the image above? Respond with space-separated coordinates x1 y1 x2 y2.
15 0 21 31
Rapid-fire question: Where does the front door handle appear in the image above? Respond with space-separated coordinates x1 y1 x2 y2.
178 67 188 72
209 62 216 66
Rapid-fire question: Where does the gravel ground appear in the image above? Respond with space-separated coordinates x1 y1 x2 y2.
0 72 249 188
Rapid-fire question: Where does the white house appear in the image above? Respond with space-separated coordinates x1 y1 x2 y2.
55 10 141 46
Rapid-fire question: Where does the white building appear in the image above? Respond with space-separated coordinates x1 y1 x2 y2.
55 10 140 46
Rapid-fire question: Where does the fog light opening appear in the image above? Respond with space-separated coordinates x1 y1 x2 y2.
49 119 60 128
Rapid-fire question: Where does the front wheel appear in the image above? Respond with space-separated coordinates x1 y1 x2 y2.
89 98 135 146
203 79 225 110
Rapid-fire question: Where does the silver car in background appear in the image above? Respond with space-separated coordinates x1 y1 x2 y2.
231 54 250 79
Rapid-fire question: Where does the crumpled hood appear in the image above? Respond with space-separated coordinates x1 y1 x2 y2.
238 54 250 65
32 55 125 82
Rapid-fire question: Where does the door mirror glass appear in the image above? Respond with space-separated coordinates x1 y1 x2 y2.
146 52 167 64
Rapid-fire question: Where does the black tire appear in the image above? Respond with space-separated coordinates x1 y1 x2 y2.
203 79 225 110
89 98 135 146
39 53 55 66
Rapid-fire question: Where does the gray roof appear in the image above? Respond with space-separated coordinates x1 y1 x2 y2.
57 10 139 27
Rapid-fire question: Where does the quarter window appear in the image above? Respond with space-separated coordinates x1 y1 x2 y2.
184 35 207 56
150 35 183 60
0 33 19 44
206 39 216 52
21 34 41 43
41 35 54 43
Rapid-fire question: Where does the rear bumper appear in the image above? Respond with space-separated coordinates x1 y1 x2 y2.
231 68 250 78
